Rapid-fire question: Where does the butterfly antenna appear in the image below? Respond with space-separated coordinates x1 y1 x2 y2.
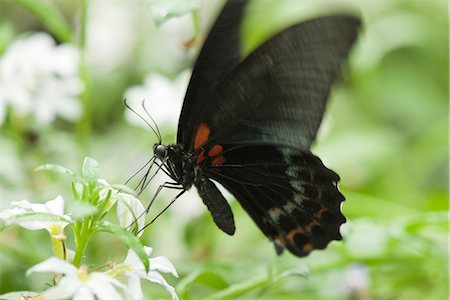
123 99 161 143
141 100 162 144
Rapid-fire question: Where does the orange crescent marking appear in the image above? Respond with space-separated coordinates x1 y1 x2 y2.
208 145 223 157
194 123 210 149
302 243 313 254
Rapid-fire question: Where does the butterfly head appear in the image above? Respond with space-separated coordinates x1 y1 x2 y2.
153 144 168 160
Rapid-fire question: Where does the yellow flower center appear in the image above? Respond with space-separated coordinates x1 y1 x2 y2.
78 265 89 282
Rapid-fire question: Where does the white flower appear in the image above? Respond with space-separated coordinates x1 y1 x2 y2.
1 195 72 259
87 4 136 72
116 193 146 237
340 263 370 295
97 179 146 236
1 32 83 124
124 70 190 130
0 195 71 233
27 257 124 300
108 246 178 300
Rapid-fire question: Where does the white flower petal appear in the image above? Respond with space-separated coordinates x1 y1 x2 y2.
122 246 178 300
44 195 65 215
1 196 70 230
149 256 178 277
124 248 146 275
27 257 77 276
126 274 144 300
143 246 154 257
0 207 26 221
145 271 179 300
73 287 95 300
116 193 145 237
87 272 124 300
10 200 45 212
43 275 83 299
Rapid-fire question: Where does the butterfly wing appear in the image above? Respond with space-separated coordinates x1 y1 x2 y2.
177 0 249 145
184 15 360 256
200 144 345 257
186 15 360 151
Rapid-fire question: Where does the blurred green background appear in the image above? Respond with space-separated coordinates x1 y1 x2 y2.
0 0 448 299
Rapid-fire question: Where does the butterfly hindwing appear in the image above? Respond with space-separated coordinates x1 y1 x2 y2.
199 144 345 257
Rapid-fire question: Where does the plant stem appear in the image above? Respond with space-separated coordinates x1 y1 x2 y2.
73 220 90 267
76 0 91 148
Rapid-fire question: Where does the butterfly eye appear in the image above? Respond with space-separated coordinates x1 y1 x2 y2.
154 144 167 159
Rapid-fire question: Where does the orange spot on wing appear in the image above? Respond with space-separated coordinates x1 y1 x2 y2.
275 234 287 245
302 243 313 254
196 150 206 164
211 156 226 166
208 145 223 157
287 228 303 241
194 123 210 149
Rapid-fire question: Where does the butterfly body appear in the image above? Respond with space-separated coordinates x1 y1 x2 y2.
151 0 360 257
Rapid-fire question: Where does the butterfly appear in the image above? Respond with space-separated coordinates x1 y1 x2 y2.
146 0 360 257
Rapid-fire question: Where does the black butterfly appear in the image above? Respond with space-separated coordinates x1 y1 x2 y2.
147 0 360 257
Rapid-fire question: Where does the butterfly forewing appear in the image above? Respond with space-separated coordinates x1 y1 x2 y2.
187 16 360 151
177 0 249 146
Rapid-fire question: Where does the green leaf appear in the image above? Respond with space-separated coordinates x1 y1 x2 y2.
71 181 85 200
35 164 76 178
82 157 100 185
150 1 199 27
177 271 229 299
14 0 73 43
96 222 149 271
0 21 14 54
0 291 40 300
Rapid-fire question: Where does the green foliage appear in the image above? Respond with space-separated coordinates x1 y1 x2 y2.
14 0 73 43
95 222 149 272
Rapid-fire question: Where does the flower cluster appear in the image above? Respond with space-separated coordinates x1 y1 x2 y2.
0 158 178 300
0 32 83 125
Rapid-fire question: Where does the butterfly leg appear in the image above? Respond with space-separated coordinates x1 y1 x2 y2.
128 181 182 230
138 189 187 233
145 181 184 214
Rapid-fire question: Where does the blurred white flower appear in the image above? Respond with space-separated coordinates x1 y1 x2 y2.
0 195 71 233
27 257 124 300
340 263 370 299
124 70 191 130
86 2 195 75
87 4 136 72
108 246 179 300
1 32 83 124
